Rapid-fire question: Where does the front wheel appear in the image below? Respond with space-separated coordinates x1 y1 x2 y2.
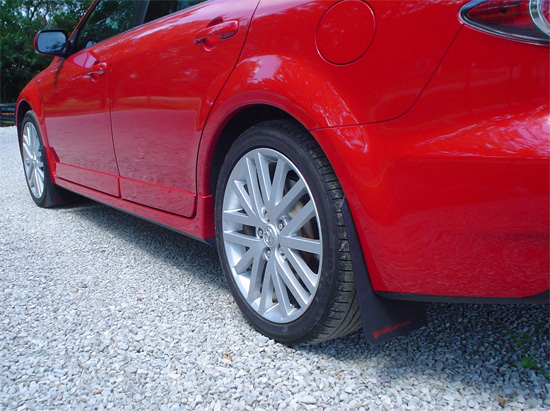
215 120 361 345
19 111 74 208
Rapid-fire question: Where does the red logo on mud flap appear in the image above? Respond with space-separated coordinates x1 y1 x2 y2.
373 319 412 339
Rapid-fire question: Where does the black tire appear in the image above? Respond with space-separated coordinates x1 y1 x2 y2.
215 120 361 345
19 111 74 208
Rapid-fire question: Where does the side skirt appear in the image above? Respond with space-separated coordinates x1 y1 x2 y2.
55 177 216 244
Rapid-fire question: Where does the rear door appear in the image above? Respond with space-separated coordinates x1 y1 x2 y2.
110 0 260 216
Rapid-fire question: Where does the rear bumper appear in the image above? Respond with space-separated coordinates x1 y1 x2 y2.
311 27 549 300
312 106 549 299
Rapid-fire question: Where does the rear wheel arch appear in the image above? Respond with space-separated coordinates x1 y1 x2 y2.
203 103 365 245
206 105 299 197
198 56 352 196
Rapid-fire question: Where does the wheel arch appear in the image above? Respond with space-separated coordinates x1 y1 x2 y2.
16 89 47 147
16 96 59 185
199 100 360 201
197 96 368 249
197 52 360 197
202 104 301 197
197 98 365 220
16 100 33 138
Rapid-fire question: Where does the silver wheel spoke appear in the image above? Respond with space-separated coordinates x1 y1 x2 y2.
280 235 322 255
232 181 262 227
272 179 306 220
268 158 288 213
245 158 264 218
223 231 261 248
285 249 318 292
36 165 45 180
258 256 275 316
270 255 292 320
22 142 33 160
275 257 309 308
23 126 30 145
223 210 255 227
34 168 43 197
28 126 35 149
255 152 272 207
281 200 315 236
30 166 37 189
234 242 263 273
247 254 265 304
30 124 38 147
25 161 34 180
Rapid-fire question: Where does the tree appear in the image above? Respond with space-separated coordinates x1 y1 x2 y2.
0 0 92 102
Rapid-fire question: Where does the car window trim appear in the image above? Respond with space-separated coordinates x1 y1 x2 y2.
69 0 149 55
142 0 214 25
67 0 213 57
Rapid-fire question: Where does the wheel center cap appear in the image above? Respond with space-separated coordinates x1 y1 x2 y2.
263 225 278 248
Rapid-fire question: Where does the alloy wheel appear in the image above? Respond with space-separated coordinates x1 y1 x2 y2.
222 148 323 323
22 121 45 199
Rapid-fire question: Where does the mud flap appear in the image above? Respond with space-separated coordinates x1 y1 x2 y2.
341 199 427 345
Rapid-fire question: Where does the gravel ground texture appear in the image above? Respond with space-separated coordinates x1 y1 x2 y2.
0 125 549 410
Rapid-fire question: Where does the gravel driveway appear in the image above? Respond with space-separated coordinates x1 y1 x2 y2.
0 126 548 410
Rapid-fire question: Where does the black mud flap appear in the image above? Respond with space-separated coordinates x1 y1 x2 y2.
341 199 427 345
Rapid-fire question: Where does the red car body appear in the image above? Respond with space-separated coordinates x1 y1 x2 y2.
17 0 549 312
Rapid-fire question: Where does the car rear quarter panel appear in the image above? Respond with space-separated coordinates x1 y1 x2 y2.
314 26 550 298
206 0 465 125
198 0 465 192
202 0 549 298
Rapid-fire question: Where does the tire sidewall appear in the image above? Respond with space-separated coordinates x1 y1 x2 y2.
215 123 340 345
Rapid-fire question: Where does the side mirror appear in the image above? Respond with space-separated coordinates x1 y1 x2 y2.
34 30 68 57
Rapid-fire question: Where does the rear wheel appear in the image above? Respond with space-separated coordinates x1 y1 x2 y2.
215 120 361 345
19 111 74 208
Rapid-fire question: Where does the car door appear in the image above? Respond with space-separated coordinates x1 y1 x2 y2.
42 0 147 196
109 0 260 217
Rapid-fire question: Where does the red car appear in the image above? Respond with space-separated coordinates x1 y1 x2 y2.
17 0 549 345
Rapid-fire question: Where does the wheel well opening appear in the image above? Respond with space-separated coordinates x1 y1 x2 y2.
208 105 297 195
17 101 32 137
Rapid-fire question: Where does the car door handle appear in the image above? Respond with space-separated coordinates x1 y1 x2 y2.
87 69 105 76
193 20 240 46
86 62 107 80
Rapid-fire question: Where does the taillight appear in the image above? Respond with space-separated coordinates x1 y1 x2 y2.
460 0 550 44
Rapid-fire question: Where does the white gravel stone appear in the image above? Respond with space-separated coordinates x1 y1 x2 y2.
0 126 549 410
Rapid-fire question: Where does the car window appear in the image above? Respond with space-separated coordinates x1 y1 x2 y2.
144 0 208 23
76 0 147 50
